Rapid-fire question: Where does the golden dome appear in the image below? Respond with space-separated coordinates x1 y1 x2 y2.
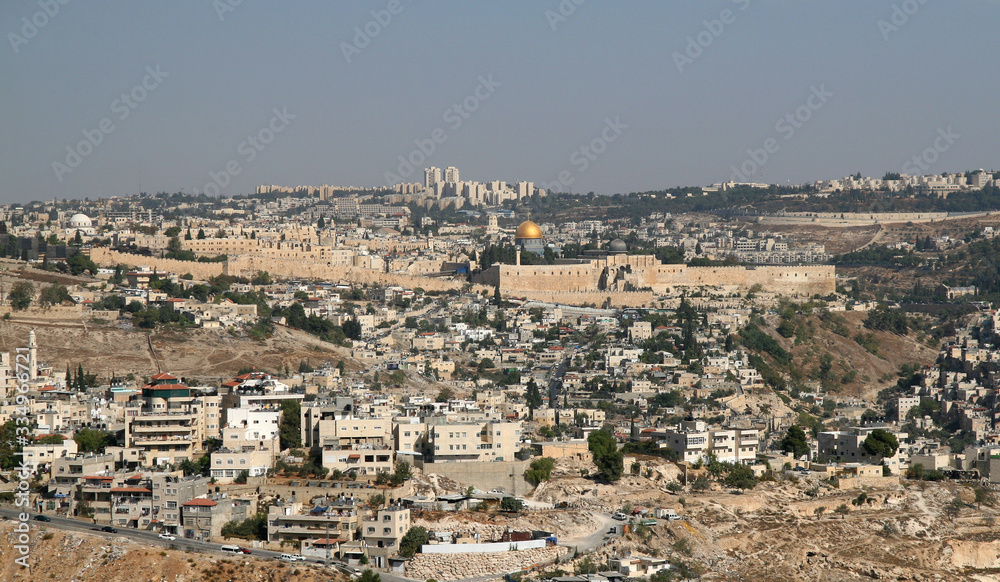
515 220 543 239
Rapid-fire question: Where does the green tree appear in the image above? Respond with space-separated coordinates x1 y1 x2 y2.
279 400 302 449
74 428 114 453
358 570 381 582
524 457 555 486
862 429 899 458
945 497 965 521
9 281 33 311
500 497 524 512
435 387 454 402
66 253 98 276
779 425 810 459
220 512 268 540
975 486 996 508
342 318 363 340
525 380 542 419
39 284 70 307
723 464 757 490
0 421 24 470
399 526 429 558
588 429 623 482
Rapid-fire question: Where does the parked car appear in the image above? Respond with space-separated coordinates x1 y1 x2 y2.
33 514 51 522
158 533 176 541
612 512 628 521
101 526 118 533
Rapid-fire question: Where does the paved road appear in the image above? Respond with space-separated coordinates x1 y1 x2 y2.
1 506 616 582
0 507 338 569
560 511 619 553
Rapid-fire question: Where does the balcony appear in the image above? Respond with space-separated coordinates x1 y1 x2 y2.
132 435 195 446
132 423 193 431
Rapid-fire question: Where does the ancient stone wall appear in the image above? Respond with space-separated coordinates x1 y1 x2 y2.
89 248 225 279
477 259 835 298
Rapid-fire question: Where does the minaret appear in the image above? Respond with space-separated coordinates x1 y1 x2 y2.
28 330 37 380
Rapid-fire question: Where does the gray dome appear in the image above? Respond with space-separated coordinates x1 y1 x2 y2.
609 239 627 252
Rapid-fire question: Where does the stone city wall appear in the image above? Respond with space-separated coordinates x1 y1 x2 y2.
479 260 835 298
758 210 997 227
90 248 225 279
92 248 485 293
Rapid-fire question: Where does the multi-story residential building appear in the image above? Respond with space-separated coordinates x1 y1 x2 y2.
30 389 91 432
817 426 906 472
425 167 442 189
362 505 411 567
267 498 361 544
21 438 78 470
182 496 250 541
421 418 522 463
151 473 211 535
48 453 116 514
123 373 220 466
63 469 210 530
314 417 394 476
652 420 759 464
210 423 278 484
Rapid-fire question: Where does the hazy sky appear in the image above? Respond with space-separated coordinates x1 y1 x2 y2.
1 1 997 203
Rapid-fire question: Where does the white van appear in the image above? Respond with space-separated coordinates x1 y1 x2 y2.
279 553 296 562
221 545 241 554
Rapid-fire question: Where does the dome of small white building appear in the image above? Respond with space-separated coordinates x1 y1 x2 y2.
68 213 92 228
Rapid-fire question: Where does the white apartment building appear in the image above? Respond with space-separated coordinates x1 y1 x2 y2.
653 420 759 464
817 426 906 472
315 417 394 476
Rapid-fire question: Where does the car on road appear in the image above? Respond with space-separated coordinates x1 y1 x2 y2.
612 512 628 520
101 526 118 533
33 514 51 522
158 533 176 541
239 547 252 555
